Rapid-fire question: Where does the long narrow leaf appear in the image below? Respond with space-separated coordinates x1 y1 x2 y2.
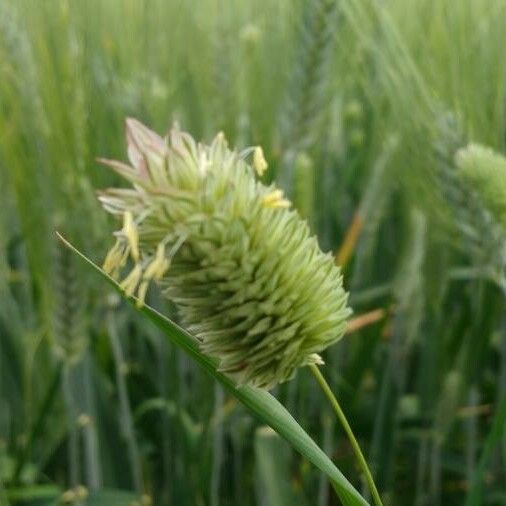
56 232 368 506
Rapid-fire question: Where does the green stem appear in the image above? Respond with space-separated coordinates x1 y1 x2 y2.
0 477 10 506
309 364 383 506
13 361 63 483
107 311 143 493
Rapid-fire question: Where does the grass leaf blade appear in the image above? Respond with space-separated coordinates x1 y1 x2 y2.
56 232 368 506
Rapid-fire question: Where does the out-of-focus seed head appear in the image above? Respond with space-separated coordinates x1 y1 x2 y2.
99 118 351 389
456 144 506 229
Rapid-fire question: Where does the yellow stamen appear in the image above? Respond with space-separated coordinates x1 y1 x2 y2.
122 211 139 262
135 243 171 307
103 240 127 277
268 199 291 209
136 280 150 308
263 189 284 203
253 146 268 176
262 189 291 209
119 263 143 297
144 243 170 281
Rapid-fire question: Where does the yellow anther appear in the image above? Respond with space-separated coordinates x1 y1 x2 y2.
262 189 291 209
268 199 291 209
119 263 143 297
122 211 140 262
144 243 170 281
136 280 149 308
103 240 127 277
135 243 170 307
263 189 284 203
253 146 268 176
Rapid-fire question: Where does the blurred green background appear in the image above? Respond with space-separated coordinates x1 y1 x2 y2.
1 0 506 504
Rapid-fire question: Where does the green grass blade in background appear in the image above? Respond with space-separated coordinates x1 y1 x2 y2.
465 394 506 506
254 426 299 505
57 233 369 506
85 489 147 505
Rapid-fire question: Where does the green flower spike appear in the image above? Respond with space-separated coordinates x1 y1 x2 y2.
455 143 506 229
99 118 351 389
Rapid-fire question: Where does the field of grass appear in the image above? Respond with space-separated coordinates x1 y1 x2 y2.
1 0 506 504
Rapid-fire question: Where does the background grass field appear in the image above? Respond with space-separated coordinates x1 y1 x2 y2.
1 0 506 504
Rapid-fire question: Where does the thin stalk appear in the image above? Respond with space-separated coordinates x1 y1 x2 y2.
106 311 143 493
429 440 442 506
210 383 225 506
415 434 429 506
0 477 10 506
13 361 63 482
62 366 80 488
318 413 334 506
81 352 102 490
156 335 173 504
465 386 479 483
309 364 383 506
230 421 243 505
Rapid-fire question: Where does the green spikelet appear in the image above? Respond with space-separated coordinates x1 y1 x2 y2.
430 113 504 266
99 119 351 389
280 0 338 148
455 144 506 229
52 240 87 363
277 0 339 189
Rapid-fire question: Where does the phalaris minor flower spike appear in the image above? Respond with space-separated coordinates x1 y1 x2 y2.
99 118 352 389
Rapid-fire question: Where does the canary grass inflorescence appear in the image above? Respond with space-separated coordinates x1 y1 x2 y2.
99 119 351 389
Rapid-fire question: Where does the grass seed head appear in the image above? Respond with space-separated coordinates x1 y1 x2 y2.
99 118 351 389
456 144 506 229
